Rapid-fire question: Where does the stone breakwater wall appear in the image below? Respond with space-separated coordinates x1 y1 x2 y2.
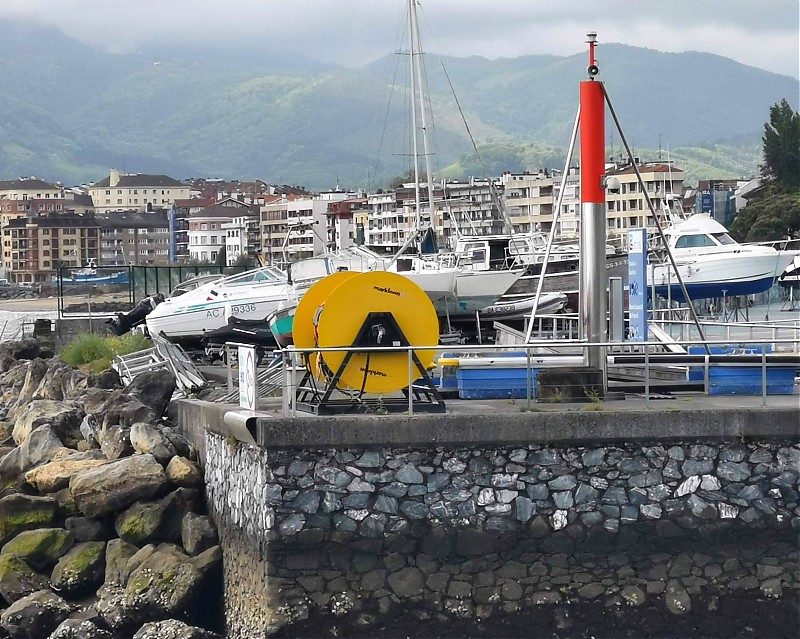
204 433 800 636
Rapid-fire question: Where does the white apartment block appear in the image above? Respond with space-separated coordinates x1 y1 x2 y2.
0 178 63 201
501 162 685 249
605 162 685 247
89 169 190 213
187 200 254 264
263 193 353 262
222 216 259 266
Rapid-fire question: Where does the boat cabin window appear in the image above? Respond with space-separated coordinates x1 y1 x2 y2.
508 239 529 256
468 248 487 265
226 268 283 286
674 234 717 248
712 232 736 245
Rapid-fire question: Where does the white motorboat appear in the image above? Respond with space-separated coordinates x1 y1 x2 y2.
145 266 294 344
478 292 568 320
650 214 796 302
437 268 525 317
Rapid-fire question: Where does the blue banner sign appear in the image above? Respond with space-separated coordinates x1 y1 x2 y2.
701 191 713 213
627 229 648 342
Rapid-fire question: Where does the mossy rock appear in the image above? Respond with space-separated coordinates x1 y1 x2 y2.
124 549 202 619
50 541 106 596
0 528 74 572
0 494 59 546
115 501 166 546
0 553 49 604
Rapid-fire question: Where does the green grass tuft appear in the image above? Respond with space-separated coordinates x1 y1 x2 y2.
59 332 151 369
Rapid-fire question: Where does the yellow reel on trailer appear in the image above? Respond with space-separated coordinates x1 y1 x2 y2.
315 271 438 395
293 270 357 375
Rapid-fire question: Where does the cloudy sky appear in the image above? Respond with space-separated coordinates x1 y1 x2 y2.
2 0 798 78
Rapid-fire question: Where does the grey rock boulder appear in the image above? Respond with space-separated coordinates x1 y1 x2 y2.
132 619 221 638
12 399 85 447
115 500 167 545
0 528 74 572
98 425 134 461
14 358 49 407
0 425 70 484
69 454 168 518
130 422 176 466
0 338 44 362
159 488 200 543
0 494 59 546
47 618 113 639
181 513 218 556
100 396 156 431
124 547 209 621
125 369 177 418
387 566 424 597
103 538 139 587
64 516 112 542
0 589 73 639
50 541 106 596
0 554 49 604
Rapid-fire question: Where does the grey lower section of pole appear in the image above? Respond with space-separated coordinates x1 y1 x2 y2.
580 202 607 376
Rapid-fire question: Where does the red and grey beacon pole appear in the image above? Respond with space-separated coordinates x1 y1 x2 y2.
579 32 608 382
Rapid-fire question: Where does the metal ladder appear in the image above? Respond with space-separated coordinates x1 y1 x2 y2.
113 335 208 395
112 347 169 386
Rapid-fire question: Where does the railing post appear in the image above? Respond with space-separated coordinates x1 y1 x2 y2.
281 353 289 417
526 346 532 411
226 344 233 392
761 348 767 408
704 353 710 395
290 349 298 418
408 348 414 416
644 346 650 407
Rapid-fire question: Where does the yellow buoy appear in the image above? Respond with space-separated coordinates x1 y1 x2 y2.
315 271 438 394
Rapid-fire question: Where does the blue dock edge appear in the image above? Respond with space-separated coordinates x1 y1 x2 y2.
454 352 539 400
686 345 798 395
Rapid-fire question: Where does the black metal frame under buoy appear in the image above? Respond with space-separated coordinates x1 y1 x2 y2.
294 312 446 415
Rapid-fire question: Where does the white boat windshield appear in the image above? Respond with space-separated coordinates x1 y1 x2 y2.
674 233 733 248
225 268 285 286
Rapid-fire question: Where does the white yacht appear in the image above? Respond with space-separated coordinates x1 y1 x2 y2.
650 214 796 302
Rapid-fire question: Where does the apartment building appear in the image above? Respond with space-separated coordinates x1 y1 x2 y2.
170 198 215 263
605 162 685 246
89 170 190 213
365 191 407 255
0 177 63 201
222 215 260 266
438 179 506 244
187 199 256 263
325 198 367 251
98 210 170 266
2 212 99 283
499 162 685 248
261 193 352 263
260 197 292 266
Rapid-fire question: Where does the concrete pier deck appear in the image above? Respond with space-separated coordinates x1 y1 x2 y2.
179 391 799 461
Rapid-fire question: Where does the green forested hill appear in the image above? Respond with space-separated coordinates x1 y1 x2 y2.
0 20 795 188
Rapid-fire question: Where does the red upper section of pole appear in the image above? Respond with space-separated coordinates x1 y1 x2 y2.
580 81 605 204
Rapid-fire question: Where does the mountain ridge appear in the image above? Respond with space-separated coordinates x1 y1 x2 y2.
0 20 796 188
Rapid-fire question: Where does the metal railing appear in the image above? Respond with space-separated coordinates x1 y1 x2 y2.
221 333 800 417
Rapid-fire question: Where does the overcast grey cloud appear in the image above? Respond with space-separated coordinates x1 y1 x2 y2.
1 0 798 77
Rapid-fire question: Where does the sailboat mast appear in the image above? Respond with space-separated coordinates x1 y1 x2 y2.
409 0 437 235
408 0 422 234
